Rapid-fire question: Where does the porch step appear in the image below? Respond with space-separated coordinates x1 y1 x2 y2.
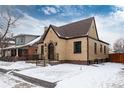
48 61 60 65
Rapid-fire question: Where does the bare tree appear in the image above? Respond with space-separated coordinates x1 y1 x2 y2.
113 38 124 52
0 6 22 48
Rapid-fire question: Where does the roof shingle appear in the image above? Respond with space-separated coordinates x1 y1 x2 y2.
51 17 94 38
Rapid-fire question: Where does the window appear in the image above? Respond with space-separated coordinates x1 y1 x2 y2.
35 49 37 53
74 41 81 53
20 37 24 43
104 46 106 54
41 45 44 55
100 44 102 53
94 43 97 54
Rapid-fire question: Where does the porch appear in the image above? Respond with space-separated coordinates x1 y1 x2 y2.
1 46 39 61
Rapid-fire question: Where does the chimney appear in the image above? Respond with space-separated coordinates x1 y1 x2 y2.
44 27 48 31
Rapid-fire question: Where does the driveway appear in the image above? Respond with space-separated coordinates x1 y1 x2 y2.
106 69 124 88
0 72 40 88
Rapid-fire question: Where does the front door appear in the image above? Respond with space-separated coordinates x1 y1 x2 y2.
48 43 54 60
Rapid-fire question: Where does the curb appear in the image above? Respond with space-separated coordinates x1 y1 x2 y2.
0 68 9 73
13 72 56 88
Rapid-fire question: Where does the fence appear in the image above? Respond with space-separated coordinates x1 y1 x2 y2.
0 54 44 62
109 53 124 63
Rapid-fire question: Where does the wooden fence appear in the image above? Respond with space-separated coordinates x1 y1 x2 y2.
109 53 124 63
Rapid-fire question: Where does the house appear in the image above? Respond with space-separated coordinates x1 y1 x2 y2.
1 34 41 61
37 17 109 64
1 37 15 47
0 37 15 57
113 49 124 53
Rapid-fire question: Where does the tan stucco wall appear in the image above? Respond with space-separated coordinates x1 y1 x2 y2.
88 38 109 60
65 38 87 61
38 28 88 61
43 28 67 60
37 26 109 61
88 20 98 39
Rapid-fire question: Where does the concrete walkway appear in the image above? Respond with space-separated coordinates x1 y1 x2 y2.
0 67 56 88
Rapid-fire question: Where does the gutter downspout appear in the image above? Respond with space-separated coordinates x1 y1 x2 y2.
87 36 89 65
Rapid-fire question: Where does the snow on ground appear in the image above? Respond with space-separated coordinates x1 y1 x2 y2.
0 61 36 70
0 61 124 88
0 72 41 88
16 62 124 88
0 61 14 66
56 63 124 88
17 64 82 83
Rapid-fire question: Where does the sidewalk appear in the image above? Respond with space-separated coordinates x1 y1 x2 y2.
0 61 56 88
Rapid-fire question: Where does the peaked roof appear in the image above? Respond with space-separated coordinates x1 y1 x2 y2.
53 17 94 38
14 34 40 38
42 17 94 40
38 17 109 45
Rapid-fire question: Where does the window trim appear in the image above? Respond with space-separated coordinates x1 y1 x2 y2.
100 44 102 53
94 43 97 54
41 45 44 55
74 41 82 54
104 46 106 54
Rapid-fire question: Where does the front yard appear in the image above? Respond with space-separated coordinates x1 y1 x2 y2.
0 61 124 88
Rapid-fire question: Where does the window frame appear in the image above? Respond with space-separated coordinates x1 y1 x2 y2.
104 46 106 54
94 43 97 54
100 44 102 53
41 45 44 55
74 41 82 54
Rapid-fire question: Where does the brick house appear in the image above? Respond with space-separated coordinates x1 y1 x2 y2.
1 34 41 61
37 17 109 64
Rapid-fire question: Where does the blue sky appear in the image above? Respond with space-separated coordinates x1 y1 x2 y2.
0 5 124 46
16 5 115 21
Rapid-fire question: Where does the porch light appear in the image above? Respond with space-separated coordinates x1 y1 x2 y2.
45 43 47 47
55 42 57 46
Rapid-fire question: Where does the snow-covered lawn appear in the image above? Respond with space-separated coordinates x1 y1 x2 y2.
17 64 82 83
16 62 124 88
0 61 36 70
56 63 124 88
0 61 124 88
0 72 41 88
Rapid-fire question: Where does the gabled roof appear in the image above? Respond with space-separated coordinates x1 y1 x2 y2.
41 17 109 45
43 17 94 40
2 36 41 50
14 34 40 38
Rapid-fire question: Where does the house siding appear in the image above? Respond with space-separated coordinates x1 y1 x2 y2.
65 37 87 61
88 19 98 39
38 27 88 61
37 18 109 64
43 28 66 60
88 38 109 60
16 35 37 45
37 26 109 62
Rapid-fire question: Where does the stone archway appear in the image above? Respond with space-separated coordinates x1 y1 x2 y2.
48 43 54 60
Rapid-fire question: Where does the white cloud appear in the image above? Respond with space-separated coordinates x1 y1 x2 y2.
42 7 57 15
12 13 44 35
11 12 66 36
11 6 124 49
94 8 124 48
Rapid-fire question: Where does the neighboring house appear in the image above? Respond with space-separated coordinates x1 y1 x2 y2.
37 17 109 64
113 49 124 53
1 34 41 60
0 37 15 57
1 37 15 47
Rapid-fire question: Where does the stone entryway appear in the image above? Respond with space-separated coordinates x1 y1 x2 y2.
48 43 54 60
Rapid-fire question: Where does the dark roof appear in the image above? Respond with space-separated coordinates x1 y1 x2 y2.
51 17 94 38
114 49 124 53
14 34 40 38
41 17 109 45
